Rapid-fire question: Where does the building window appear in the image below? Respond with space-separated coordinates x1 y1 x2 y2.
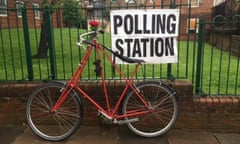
0 0 7 16
188 18 199 33
213 0 225 6
92 0 104 18
33 3 40 19
16 1 24 17
188 0 200 7
125 0 135 4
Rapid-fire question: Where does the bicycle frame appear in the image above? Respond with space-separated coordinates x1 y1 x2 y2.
51 38 152 121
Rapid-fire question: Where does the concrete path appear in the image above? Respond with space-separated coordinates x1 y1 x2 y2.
1 125 240 144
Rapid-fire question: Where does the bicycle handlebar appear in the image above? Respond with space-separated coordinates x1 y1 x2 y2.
76 31 96 47
76 30 145 64
77 30 106 47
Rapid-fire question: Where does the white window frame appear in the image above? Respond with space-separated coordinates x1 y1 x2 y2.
213 0 225 6
33 3 40 19
0 0 7 16
188 0 200 8
125 0 134 4
187 18 199 33
16 1 24 17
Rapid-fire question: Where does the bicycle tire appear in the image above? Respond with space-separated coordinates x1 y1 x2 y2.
26 81 82 141
122 81 178 137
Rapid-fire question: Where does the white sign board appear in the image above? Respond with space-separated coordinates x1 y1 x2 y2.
110 9 180 64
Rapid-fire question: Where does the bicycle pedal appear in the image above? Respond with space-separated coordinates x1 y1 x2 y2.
114 118 139 125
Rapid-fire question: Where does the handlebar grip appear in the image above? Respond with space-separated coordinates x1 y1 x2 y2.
99 29 105 34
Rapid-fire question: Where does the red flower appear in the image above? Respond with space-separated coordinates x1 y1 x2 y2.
89 20 99 27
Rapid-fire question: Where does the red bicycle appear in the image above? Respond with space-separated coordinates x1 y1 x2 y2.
26 29 178 141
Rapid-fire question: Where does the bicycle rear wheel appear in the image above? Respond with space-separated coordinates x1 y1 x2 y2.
26 82 82 141
122 81 178 137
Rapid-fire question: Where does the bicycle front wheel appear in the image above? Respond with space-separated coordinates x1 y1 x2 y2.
122 81 178 137
26 82 82 141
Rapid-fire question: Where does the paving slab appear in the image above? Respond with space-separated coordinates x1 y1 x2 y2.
13 125 240 144
168 130 219 144
0 124 26 144
117 126 169 144
13 127 66 144
67 126 118 144
215 133 240 144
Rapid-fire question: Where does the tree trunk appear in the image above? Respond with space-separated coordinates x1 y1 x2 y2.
32 13 48 58
32 0 56 59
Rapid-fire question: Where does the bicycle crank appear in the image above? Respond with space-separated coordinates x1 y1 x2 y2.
113 118 139 125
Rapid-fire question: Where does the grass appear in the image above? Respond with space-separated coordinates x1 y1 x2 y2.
0 28 239 95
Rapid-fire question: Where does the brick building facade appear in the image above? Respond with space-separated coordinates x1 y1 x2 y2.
0 0 63 28
86 0 219 39
1 0 223 30
0 0 225 30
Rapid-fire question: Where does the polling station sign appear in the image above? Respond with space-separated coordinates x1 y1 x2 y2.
110 9 180 64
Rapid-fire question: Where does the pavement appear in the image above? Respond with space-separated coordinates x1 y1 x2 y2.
1 125 240 144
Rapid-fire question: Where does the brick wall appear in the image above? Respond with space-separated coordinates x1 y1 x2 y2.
0 80 240 133
0 0 63 29
175 80 240 133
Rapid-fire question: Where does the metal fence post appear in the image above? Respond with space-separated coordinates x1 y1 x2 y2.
22 5 33 81
45 7 56 79
195 19 205 95
167 0 177 80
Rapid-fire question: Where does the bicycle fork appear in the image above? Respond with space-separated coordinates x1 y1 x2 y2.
51 85 73 113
